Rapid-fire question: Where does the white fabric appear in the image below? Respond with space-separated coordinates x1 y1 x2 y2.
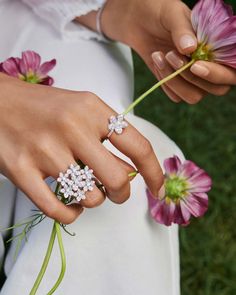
22 0 107 41
0 1 181 294
0 176 16 270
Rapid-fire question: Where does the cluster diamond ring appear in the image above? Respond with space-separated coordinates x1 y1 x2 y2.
107 114 128 138
57 164 95 202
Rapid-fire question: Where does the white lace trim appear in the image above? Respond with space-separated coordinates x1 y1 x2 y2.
22 0 107 42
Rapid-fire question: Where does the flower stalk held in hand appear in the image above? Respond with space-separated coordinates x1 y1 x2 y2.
124 0 236 115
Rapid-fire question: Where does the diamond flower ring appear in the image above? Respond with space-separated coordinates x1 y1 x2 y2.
107 114 128 138
57 164 95 202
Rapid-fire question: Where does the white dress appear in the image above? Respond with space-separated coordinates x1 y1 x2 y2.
0 1 182 294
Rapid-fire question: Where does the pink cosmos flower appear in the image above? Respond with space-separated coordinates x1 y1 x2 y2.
191 0 236 68
147 155 212 226
0 50 56 85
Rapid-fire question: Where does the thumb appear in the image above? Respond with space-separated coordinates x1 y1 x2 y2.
163 2 198 55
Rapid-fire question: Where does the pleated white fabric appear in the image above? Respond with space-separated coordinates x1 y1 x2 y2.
0 1 182 294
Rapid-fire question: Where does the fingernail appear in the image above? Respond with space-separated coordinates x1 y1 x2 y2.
191 63 210 77
166 51 184 69
179 34 196 50
152 52 165 70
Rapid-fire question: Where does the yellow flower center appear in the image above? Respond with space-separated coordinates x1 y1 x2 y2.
191 43 214 61
164 176 188 203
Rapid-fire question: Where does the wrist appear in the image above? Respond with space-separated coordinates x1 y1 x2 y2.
75 10 98 33
101 0 133 45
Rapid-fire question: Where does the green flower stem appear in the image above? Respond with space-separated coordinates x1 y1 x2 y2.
47 222 66 295
30 184 61 295
128 171 139 178
123 59 195 115
29 222 57 295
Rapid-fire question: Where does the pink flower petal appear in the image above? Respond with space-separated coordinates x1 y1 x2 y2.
146 188 158 208
181 193 208 218
147 189 176 226
40 76 54 86
2 57 21 77
210 17 236 49
163 155 182 176
38 59 56 77
178 202 191 225
179 160 200 179
192 0 233 43
162 201 176 226
187 169 212 191
20 50 41 74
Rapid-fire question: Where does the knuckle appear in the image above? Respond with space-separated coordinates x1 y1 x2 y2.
112 190 131 204
138 138 153 158
82 194 105 208
108 172 129 192
82 91 100 107
37 137 54 156
43 204 60 220
10 153 31 177
44 203 76 224
63 215 76 225
59 110 77 129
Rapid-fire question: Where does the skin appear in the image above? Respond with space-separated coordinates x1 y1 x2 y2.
0 73 163 224
78 0 236 104
2 0 235 224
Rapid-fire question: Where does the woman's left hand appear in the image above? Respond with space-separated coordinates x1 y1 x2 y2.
102 0 236 103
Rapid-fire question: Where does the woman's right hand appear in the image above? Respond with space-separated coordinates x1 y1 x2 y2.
0 73 163 224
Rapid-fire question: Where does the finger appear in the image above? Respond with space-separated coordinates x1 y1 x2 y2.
108 124 164 197
152 58 182 103
152 52 205 104
79 184 106 208
38 149 106 209
162 2 197 55
80 151 137 208
190 60 236 85
10 167 84 224
72 138 135 204
166 51 231 96
109 152 138 180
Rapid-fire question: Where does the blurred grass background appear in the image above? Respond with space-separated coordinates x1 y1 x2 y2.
133 1 236 294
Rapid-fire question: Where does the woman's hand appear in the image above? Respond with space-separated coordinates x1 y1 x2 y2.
0 73 163 224
101 0 236 103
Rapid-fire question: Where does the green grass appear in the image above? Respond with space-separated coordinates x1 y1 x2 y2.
133 51 236 294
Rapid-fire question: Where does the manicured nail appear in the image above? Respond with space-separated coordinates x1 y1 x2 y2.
191 62 210 77
166 51 184 69
179 34 196 50
152 52 165 70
